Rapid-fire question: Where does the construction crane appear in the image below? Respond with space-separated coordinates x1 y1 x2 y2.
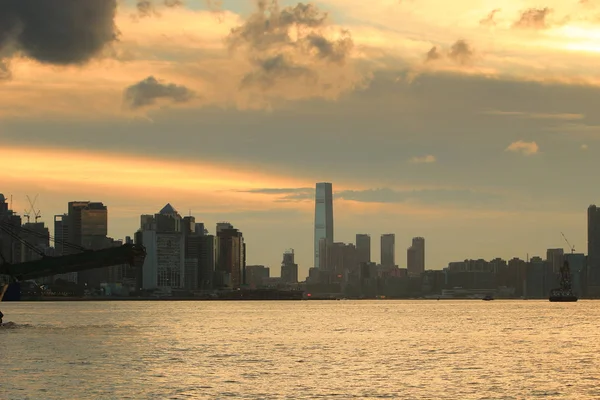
561 232 575 254
26 194 41 223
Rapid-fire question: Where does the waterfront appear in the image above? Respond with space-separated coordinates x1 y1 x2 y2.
2 300 599 399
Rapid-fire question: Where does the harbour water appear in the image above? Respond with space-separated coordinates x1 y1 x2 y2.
1 300 599 399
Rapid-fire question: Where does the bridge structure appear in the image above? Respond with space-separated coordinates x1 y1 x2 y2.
0 219 146 302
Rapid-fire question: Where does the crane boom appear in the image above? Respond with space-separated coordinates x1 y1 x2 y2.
561 232 575 254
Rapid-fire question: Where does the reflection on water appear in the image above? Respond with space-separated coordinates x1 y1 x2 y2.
1 300 599 399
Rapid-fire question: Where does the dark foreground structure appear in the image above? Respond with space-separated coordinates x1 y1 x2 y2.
549 260 578 302
1 244 146 302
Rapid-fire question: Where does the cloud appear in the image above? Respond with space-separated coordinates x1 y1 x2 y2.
425 46 442 62
0 0 118 69
423 40 474 66
480 9 501 27
448 40 474 66
409 155 436 164
483 110 584 120
225 1 364 100
135 0 184 18
505 140 539 155
513 8 553 30
123 76 195 109
236 187 315 202
238 186 500 206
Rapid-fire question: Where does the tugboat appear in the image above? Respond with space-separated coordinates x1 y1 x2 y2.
549 259 578 302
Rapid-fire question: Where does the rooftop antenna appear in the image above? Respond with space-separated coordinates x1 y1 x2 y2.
561 232 575 254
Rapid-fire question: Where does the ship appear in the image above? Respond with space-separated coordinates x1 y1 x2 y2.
549 259 578 302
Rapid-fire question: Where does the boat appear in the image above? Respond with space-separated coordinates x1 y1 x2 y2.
482 295 494 301
549 260 578 302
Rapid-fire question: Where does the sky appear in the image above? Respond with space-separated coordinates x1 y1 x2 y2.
2 0 600 278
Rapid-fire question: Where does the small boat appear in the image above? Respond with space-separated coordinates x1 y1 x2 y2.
482 295 494 301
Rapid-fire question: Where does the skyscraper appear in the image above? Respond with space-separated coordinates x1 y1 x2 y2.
281 249 299 283
588 205 600 297
380 234 395 267
67 201 108 287
314 182 333 268
407 237 425 277
216 226 245 289
546 248 564 274
356 234 371 264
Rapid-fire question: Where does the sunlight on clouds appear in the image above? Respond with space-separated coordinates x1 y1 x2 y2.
1 0 600 119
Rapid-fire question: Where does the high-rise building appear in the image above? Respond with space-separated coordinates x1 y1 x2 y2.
67 201 109 287
198 235 217 291
0 194 22 267
314 182 334 268
356 234 371 264
407 237 425 277
546 248 564 274
281 249 299 284
588 205 600 297
380 234 395 267
216 226 245 289
246 265 270 288
136 204 185 292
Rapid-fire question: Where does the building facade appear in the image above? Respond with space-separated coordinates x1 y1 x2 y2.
407 237 425 277
380 234 395 267
314 182 334 269
356 234 371 264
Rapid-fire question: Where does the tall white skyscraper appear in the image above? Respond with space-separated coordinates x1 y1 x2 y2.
314 182 334 268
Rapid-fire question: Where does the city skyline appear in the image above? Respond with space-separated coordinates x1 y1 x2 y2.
0 189 592 280
1 0 598 278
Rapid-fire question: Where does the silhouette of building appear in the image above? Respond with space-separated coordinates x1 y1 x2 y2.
407 237 425 277
546 248 564 274
281 249 298 284
67 201 109 287
314 182 333 268
0 194 22 268
380 234 395 267
588 205 600 297
247 265 270 288
356 234 371 264
216 226 245 289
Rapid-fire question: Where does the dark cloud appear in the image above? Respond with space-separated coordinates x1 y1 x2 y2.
424 40 474 65
124 76 195 109
0 60 10 80
425 46 442 62
135 0 184 18
336 188 500 206
237 187 315 202
241 54 316 89
227 1 354 89
238 187 500 206
513 8 553 29
480 9 501 26
448 40 474 65
0 0 118 69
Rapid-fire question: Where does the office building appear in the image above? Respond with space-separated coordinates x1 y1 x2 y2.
546 248 564 274
216 226 245 289
314 182 333 268
136 204 185 292
356 234 371 264
588 205 600 296
407 237 425 277
281 249 299 284
381 234 395 267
